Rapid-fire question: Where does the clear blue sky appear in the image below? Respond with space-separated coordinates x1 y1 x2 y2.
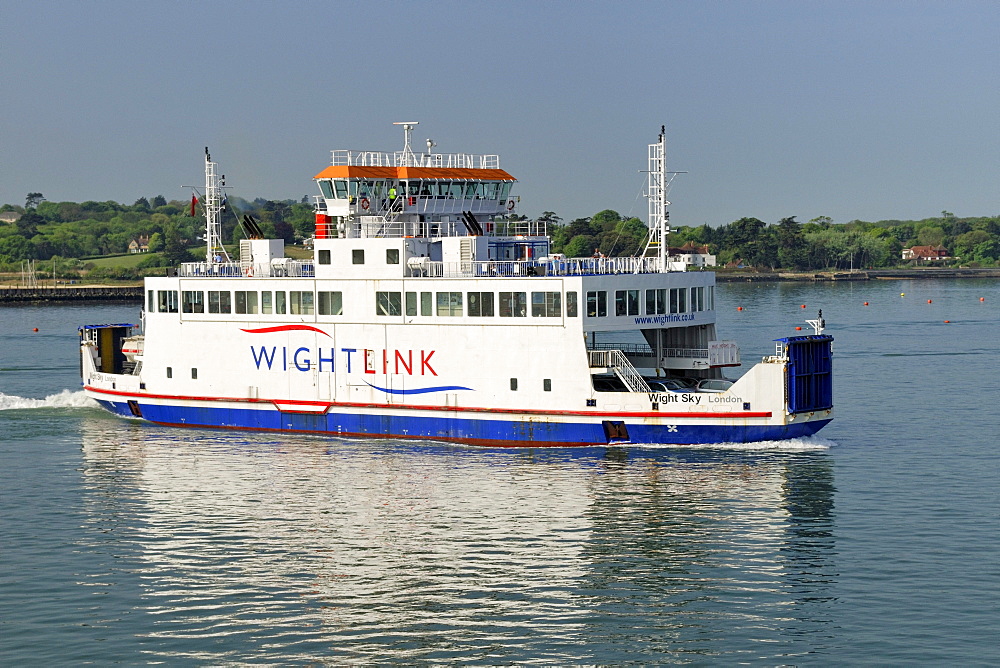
3 0 998 227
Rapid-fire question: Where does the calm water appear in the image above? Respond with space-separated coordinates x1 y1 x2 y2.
1 280 998 664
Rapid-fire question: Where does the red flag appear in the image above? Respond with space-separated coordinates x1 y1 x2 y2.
190 194 198 217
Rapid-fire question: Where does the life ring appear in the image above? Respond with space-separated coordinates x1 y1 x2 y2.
360 197 370 210
244 265 253 277
506 199 515 211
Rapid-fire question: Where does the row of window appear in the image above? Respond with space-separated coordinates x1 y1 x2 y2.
151 289 576 319
587 286 714 317
375 290 574 318
319 179 513 203
152 286 711 319
317 248 399 266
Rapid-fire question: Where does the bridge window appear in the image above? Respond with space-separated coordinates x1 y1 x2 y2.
208 291 230 314
182 290 204 314
262 291 272 314
566 291 578 317
421 292 433 316
386 249 399 264
319 180 334 199
532 291 561 317
158 290 179 313
405 292 417 316
467 291 494 317
318 291 343 315
235 291 258 314
669 287 688 314
499 292 527 317
275 291 286 315
290 291 314 315
436 292 463 316
318 250 331 264
376 291 401 316
334 180 348 199
586 291 607 317
352 249 365 264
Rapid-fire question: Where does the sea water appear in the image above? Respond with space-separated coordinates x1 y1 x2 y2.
1 281 998 664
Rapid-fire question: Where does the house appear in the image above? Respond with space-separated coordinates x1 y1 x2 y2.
668 241 716 268
902 245 949 263
0 211 21 224
129 235 150 253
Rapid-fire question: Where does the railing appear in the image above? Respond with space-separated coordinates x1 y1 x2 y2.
330 149 500 169
406 256 664 278
588 349 651 393
179 260 315 278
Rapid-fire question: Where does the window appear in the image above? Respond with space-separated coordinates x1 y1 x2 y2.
615 290 639 316
318 291 343 315
182 291 204 313
208 291 231 314
261 291 272 314
191 368 198 379
646 289 666 315
318 249 331 265
499 292 527 317
275 291 287 315
290 291 314 315
386 249 399 264
531 291 561 317
467 291 494 317
510 378 518 391
436 292 463 316
566 291 578 317
420 292 433 316
158 290 179 313
586 291 607 317
691 286 705 312
543 379 552 392
147 290 155 313
405 292 417 316
352 249 365 264
235 291 258 314
166 367 172 378
670 287 687 314
376 291 402 316
708 286 715 310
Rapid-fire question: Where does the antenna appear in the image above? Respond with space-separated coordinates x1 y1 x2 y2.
393 121 419 166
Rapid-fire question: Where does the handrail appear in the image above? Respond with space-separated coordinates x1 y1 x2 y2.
588 349 651 393
406 256 665 278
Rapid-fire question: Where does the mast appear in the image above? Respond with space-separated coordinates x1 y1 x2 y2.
203 147 229 263
393 121 419 167
645 126 670 272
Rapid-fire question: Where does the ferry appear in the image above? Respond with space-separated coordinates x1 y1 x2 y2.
80 124 833 446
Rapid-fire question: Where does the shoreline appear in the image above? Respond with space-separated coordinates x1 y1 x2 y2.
1 268 997 302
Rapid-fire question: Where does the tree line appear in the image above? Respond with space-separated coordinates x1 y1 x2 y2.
2 193 999 280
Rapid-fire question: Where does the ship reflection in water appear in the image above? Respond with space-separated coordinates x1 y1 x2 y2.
79 416 837 663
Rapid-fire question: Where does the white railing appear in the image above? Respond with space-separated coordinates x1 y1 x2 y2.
179 260 315 278
330 150 500 169
406 256 664 278
588 349 651 393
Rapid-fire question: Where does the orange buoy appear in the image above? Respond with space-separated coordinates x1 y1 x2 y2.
795 326 802 330
33 327 38 332
737 306 743 311
864 302 869 306
928 299 932 303
981 297 986 302
944 320 950 323
800 304 806 308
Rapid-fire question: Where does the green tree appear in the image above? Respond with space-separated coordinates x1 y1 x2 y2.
25 192 45 209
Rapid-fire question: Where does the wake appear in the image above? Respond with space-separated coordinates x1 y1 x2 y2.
0 390 96 411
631 436 835 451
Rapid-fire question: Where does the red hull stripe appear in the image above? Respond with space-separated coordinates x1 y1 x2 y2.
240 325 330 337
84 384 773 420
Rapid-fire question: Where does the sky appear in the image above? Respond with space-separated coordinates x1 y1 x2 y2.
2 0 999 228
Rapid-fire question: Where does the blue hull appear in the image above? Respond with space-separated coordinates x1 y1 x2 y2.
95 399 831 447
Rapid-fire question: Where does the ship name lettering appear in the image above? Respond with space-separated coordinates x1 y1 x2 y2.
249 345 437 376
